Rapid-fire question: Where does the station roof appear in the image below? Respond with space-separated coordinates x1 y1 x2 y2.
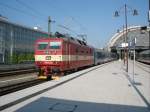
107 26 150 51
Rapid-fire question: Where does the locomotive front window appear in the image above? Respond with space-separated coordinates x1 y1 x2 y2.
37 42 48 50
49 42 61 49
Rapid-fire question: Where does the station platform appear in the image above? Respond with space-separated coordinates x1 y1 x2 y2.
0 61 150 112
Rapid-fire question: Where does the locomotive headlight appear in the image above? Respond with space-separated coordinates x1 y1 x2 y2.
45 56 51 60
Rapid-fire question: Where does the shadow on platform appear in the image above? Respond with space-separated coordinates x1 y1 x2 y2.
133 82 142 86
16 97 150 112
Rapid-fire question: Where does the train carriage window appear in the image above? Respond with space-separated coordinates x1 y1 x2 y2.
49 42 61 49
38 42 48 50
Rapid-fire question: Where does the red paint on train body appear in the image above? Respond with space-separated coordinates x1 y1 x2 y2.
34 37 94 78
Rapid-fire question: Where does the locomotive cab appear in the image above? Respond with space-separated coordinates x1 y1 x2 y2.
34 38 63 79
34 37 95 80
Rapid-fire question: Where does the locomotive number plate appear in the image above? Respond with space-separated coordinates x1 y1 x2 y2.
46 56 51 60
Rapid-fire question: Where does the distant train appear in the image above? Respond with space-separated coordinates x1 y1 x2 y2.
94 48 116 65
136 50 150 65
34 33 116 79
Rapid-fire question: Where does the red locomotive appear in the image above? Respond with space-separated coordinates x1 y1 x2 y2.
34 33 94 79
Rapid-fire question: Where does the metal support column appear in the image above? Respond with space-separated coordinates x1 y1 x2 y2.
10 28 13 64
48 16 51 36
125 4 128 73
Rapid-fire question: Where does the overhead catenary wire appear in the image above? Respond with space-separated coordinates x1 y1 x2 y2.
16 0 46 18
0 1 48 31
56 16 88 38
0 1 87 36
70 17 88 41
0 2 36 18
57 24 79 35
71 17 87 31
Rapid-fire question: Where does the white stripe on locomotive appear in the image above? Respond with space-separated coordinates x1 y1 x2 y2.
35 55 94 61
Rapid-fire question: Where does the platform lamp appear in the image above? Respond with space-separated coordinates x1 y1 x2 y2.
114 4 138 72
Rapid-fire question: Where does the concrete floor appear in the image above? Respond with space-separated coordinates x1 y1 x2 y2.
0 61 150 112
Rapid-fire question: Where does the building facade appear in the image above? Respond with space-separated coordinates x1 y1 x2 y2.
0 18 48 64
107 26 150 59
107 26 149 51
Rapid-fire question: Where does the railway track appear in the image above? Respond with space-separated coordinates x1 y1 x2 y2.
0 68 39 96
0 62 112 111
0 68 37 77
0 79 45 96
137 59 150 65
0 61 113 96
136 61 150 73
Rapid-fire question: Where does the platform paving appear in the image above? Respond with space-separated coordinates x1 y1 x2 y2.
0 61 150 112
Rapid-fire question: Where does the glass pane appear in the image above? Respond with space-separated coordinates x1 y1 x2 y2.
49 42 61 49
38 42 48 50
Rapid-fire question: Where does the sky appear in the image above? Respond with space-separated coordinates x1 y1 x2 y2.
0 0 149 48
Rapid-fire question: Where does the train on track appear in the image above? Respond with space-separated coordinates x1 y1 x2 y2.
136 50 150 65
34 32 116 79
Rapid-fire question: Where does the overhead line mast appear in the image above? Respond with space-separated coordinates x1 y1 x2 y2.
48 16 55 36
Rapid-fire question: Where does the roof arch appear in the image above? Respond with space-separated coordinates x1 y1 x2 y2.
107 25 149 51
